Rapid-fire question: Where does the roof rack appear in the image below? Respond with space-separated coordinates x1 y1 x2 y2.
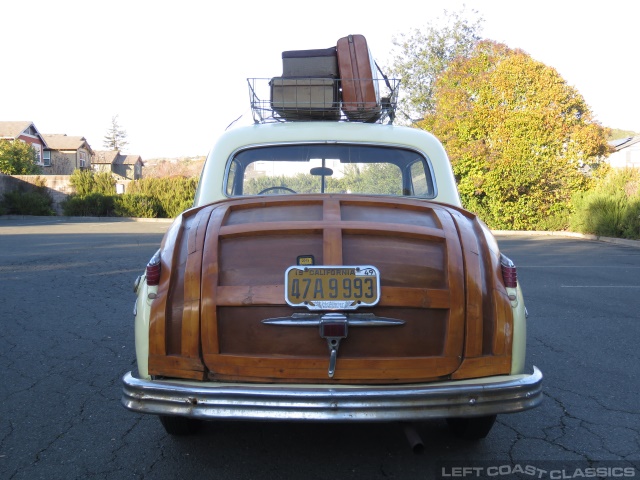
247 77 400 125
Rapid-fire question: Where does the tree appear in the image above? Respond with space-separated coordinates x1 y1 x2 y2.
388 7 483 122
420 40 610 230
103 115 129 151
341 164 402 195
0 139 42 175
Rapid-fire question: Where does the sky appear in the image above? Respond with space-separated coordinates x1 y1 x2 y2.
2 0 638 160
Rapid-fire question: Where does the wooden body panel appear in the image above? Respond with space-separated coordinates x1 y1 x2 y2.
147 195 513 383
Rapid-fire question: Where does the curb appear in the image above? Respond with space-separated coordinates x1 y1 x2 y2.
2 216 639 248
0 215 174 223
492 230 640 249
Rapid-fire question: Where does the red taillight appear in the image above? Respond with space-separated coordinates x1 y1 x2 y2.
319 314 348 339
500 254 518 288
146 250 161 286
321 322 348 338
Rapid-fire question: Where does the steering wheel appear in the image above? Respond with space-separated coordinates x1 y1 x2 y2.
257 186 297 195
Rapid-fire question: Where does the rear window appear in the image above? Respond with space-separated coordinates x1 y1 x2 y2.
225 144 435 198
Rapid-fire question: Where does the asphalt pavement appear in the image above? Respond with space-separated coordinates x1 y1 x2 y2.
0 216 638 480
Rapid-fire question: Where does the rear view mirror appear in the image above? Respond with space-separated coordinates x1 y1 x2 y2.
310 167 333 176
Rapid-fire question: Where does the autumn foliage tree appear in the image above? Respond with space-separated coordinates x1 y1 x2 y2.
420 41 610 230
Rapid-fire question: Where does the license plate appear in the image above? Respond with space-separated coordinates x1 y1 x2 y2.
285 265 380 311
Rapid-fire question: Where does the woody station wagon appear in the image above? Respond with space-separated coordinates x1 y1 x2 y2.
121 41 542 441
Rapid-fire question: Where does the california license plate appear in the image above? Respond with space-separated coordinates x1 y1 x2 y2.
285 265 380 311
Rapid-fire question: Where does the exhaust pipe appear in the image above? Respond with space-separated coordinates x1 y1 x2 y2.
402 423 425 454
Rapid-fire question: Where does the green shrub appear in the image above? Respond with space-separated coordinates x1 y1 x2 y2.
570 192 625 237
2 190 55 216
62 176 197 218
93 171 117 195
534 211 570 232
569 168 640 239
621 198 640 239
69 169 115 196
127 177 198 217
61 193 114 217
113 194 161 218
69 169 95 196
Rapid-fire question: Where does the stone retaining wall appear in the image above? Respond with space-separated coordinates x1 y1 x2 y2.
0 174 73 214
0 174 133 215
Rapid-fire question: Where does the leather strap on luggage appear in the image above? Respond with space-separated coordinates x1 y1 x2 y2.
374 60 393 91
374 61 396 122
347 35 364 106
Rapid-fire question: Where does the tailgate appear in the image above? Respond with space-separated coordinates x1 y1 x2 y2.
148 195 512 383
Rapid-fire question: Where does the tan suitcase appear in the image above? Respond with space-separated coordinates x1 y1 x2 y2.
270 77 340 120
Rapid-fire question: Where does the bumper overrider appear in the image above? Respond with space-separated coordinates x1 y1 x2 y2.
121 367 542 421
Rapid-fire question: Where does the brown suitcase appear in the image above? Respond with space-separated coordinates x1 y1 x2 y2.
336 34 381 122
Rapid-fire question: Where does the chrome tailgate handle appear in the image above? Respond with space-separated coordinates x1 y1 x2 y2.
320 314 348 378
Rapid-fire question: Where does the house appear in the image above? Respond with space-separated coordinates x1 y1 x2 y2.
92 150 144 180
41 134 94 174
607 136 640 169
0 121 48 166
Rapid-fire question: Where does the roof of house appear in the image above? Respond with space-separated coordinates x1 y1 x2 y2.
116 154 143 165
93 150 120 164
93 150 143 166
609 136 640 151
0 121 37 139
42 134 93 153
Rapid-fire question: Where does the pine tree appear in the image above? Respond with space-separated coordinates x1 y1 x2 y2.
103 115 129 151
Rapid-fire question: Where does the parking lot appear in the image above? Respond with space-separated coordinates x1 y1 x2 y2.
0 217 638 479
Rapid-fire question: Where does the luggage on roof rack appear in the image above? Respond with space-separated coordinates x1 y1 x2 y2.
270 77 341 120
337 34 382 122
247 34 399 124
281 47 338 77
248 77 399 124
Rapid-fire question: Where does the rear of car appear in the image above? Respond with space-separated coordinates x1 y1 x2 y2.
122 121 541 439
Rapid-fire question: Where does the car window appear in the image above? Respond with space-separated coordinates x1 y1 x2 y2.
409 160 434 197
226 159 240 196
225 144 435 198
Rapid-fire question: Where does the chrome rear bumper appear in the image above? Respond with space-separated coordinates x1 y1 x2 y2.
121 366 542 422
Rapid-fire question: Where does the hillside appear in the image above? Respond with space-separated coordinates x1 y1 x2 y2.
142 156 205 178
